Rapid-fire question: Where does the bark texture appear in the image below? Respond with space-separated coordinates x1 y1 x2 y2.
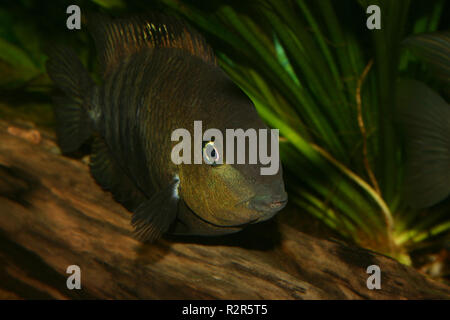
0 120 449 299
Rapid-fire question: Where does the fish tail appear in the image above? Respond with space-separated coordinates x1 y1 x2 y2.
46 46 96 153
397 79 450 208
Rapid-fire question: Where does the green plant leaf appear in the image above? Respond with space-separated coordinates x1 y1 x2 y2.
403 31 450 97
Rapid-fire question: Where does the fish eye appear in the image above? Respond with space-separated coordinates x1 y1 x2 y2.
203 141 220 166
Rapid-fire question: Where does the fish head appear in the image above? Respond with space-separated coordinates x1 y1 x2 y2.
178 117 287 229
179 162 287 228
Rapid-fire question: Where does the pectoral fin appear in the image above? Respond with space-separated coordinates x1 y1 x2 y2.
90 136 147 211
131 178 180 242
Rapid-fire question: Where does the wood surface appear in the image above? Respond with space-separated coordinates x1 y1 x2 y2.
0 119 449 299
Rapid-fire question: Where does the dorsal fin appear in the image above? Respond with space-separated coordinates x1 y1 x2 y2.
87 13 217 76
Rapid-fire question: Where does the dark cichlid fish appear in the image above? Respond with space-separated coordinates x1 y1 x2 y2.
46 14 287 242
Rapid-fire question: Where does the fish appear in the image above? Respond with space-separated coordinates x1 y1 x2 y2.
46 13 288 242
397 78 450 209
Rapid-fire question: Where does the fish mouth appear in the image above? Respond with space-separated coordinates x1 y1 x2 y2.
232 192 288 224
252 198 287 223
246 192 288 223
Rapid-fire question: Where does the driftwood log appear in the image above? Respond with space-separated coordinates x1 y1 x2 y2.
0 119 449 299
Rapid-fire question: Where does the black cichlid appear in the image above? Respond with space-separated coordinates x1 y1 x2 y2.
46 14 287 242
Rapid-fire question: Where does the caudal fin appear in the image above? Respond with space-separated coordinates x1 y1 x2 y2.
397 78 450 208
46 46 95 153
